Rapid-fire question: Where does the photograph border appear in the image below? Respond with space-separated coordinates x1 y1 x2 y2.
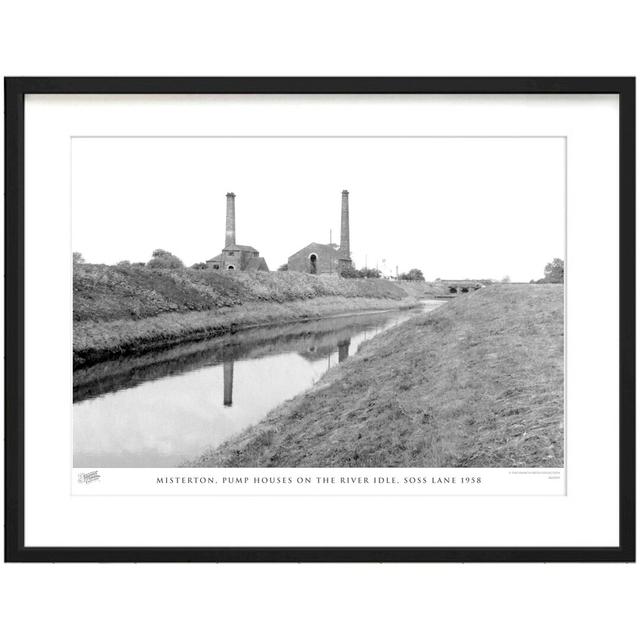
4 77 635 563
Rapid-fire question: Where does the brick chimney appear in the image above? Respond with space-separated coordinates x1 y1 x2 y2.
340 190 350 259
225 192 236 247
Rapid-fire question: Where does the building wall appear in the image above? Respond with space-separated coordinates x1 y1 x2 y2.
222 250 245 270
288 243 341 275
208 251 244 270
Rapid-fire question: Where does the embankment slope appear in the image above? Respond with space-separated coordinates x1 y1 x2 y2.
196 284 564 468
74 265 410 365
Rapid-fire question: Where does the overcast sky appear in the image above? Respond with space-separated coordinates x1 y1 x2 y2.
72 136 565 282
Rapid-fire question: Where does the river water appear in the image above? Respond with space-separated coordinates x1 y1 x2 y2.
73 300 444 467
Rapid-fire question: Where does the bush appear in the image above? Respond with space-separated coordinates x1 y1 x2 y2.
339 265 361 278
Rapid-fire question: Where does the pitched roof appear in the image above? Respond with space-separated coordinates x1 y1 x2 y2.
223 244 258 253
246 256 269 271
287 242 340 260
206 245 260 262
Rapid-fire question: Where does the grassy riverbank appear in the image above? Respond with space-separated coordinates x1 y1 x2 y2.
194 284 564 468
74 265 411 366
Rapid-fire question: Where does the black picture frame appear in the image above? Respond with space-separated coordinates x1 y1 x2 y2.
4 77 635 563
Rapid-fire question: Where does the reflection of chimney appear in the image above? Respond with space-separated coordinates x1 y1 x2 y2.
223 360 234 407
338 338 350 363
340 190 350 259
225 192 236 248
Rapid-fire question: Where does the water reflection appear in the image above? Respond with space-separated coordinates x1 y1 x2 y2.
73 301 443 467
216 336 351 409
223 360 234 407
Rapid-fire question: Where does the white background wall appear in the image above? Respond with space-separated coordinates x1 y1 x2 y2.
1 2 638 639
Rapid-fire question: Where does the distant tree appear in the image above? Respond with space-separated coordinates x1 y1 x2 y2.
73 252 84 265
191 262 208 270
147 249 184 269
398 268 425 281
358 267 381 279
277 264 289 271
501 275 511 283
543 258 564 283
116 260 131 267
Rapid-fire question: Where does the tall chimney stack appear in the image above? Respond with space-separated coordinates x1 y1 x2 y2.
340 190 350 259
225 192 236 247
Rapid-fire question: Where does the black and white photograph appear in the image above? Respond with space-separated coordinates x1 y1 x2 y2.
72 135 565 471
